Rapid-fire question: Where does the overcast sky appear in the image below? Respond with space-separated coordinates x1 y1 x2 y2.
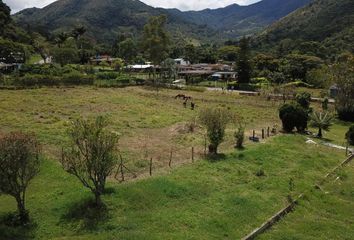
4 0 261 13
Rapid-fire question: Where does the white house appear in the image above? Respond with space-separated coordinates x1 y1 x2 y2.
174 58 190 66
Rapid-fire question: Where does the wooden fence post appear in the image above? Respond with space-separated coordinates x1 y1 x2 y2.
192 147 194 163
262 129 265 139
169 148 173 168
253 130 255 139
120 155 125 182
204 134 207 157
149 157 153 176
267 127 270 137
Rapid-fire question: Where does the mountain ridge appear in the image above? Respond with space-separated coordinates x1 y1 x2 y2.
255 0 354 57
13 0 312 43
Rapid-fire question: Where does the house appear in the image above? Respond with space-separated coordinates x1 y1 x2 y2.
211 72 237 81
89 55 118 65
0 62 20 73
126 64 154 72
174 58 190 66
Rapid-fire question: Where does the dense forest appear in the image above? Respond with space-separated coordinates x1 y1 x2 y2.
254 0 354 59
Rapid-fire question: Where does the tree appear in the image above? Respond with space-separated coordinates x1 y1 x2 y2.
279 103 309 133
112 58 124 72
332 54 354 121
346 125 354 146
234 123 245 149
54 32 69 48
236 37 252 84
142 15 170 66
295 92 311 110
72 26 86 41
184 44 198 64
310 111 334 138
0 0 11 36
218 45 239 62
199 107 233 155
114 38 138 63
61 116 118 207
161 58 177 83
0 132 40 223
306 66 332 88
31 33 50 63
51 47 79 66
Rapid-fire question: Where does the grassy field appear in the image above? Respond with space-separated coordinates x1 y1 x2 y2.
0 86 352 239
259 162 354 240
0 86 280 173
0 135 350 240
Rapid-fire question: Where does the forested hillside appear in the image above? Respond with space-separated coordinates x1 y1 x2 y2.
14 0 215 44
170 0 311 37
14 0 311 43
254 0 354 58
0 0 33 63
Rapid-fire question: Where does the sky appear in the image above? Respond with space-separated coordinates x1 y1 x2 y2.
4 0 260 13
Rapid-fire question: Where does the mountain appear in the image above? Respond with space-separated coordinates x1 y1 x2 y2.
169 0 312 37
14 0 311 44
255 0 354 57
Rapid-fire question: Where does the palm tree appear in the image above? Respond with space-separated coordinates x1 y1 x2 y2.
310 111 334 138
54 32 69 48
72 26 86 41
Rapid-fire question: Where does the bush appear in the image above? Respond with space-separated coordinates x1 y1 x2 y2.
234 125 245 149
199 107 233 155
295 92 311 109
15 73 95 87
279 103 309 132
96 72 121 80
346 125 354 145
61 73 95 85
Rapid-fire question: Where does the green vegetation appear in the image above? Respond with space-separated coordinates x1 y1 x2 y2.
346 125 354 145
259 162 354 239
0 132 41 223
310 111 334 138
61 116 119 207
1 0 353 238
199 107 233 155
279 103 308 133
332 55 354 122
256 0 354 59
0 134 349 239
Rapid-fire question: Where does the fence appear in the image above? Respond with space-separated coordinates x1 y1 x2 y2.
113 125 279 183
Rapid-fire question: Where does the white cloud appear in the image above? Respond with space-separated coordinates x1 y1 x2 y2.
4 0 260 13
141 0 260 11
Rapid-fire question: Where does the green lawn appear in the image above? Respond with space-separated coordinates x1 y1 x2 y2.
259 162 354 240
0 135 351 240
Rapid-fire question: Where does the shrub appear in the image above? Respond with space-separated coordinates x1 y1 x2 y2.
310 111 334 138
199 107 233 155
322 98 329 111
234 125 245 149
96 72 121 80
295 92 311 109
61 116 118 207
61 73 95 85
332 56 354 121
0 132 41 223
256 169 265 177
279 103 309 132
346 125 354 145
